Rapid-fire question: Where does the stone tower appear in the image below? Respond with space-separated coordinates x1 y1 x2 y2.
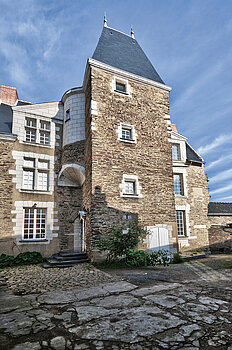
83 25 178 258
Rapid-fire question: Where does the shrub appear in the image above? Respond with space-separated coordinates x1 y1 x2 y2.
0 251 44 268
148 250 172 266
96 222 147 262
126 249 149 267
172 253 184 264
14 252 44 265
0 254 15 268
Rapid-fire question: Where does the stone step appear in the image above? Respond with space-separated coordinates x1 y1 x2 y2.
52 253 88 261
59 251 85 257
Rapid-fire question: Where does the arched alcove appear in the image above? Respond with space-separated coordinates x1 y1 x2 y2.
58 163 85 187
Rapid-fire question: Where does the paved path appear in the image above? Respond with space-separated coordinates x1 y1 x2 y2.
0 261 232 350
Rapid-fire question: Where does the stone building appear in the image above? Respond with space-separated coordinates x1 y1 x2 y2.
0 23 231 259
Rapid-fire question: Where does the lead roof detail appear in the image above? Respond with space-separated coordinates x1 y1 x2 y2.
92 26 164 84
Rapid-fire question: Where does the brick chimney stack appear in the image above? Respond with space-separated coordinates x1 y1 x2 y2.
0 85 18 106
170 123 178 133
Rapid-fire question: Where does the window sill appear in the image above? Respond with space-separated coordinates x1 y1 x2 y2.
113 90 131 97
119 138 136 144
175 195 187 198
22 141 52 148
121 194 142 198
19 239 48 243
20 189 52 195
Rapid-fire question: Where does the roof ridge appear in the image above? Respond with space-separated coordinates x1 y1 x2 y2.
105 26 134 39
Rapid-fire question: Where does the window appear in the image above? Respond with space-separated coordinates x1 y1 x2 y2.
65 109 70 122
172 144 180 161
117 123 137 143
23 208 46 240
122 127 132 140
120 174 142 198
23 158 49 191
174 174 184 196
124 181 136 195
116 82 126 93
176 210 185 236
25 117 50 145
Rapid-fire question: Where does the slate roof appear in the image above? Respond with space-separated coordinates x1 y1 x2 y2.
92 26 164 84
186 143 203 163
208 202 232 215
0 100 30 134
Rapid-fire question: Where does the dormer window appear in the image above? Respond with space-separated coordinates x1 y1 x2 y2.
116 82 126 93
172 144 181 161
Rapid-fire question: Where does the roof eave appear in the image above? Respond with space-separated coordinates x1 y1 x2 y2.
87 58 172 92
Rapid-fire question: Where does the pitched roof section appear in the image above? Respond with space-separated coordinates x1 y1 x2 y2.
186 143 204 163
92 26 164 84
0 100 30 134
208 202 232 216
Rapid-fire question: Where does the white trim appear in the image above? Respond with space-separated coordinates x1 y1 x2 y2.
120 174 142 198
110 76 132 97
0 133 17 141
173 167 188 198
116 122 137 144
88 58 172 92
175 204 190 237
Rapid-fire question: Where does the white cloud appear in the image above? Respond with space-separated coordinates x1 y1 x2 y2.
206 154 232 171
210 183 232 195
209 168 232 184
197 134 232 155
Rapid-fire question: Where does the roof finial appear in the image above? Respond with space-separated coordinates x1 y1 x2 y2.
131 26 135 39
104 13 107 27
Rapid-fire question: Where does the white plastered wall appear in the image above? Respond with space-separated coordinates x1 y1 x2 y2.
12 102 63 149
63 92 85 146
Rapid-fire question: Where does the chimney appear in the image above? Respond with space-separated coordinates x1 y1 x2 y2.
0 85 18 106
170 123 178 133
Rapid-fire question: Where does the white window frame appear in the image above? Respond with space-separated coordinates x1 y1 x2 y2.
120 174 142 198
175 204 190 237
24 117 51 146
172 143 181 161
173 167 188 197
23 158 49 192
23 207 47 240
176 210 186 237
116 122 137 144
110 76 132 97
173 173 184 196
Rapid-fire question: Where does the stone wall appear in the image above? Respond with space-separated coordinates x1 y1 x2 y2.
0 140 15 241
84 66 178 257
208 215 232 252
176 163 210 252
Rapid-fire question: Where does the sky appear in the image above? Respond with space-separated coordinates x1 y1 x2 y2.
0 0 231 202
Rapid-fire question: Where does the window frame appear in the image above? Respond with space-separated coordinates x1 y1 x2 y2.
176 210 186 237
22 158 49 192
173 173 184 196
120 174 142 198
172 143 181 161
117 122 137 144
65 109 70 122
23 207 47 240
24 117 51 146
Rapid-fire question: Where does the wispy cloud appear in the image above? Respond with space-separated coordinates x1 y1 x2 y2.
197 134 232 155
206 154 232 170
209 168 232 184
210 183 232 195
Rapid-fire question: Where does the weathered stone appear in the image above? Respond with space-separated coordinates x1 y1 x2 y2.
12 342 41 350
50 336 66 350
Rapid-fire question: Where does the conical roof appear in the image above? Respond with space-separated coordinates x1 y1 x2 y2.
92 26 164 84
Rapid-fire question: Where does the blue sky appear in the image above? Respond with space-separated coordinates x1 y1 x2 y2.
1 0 231 202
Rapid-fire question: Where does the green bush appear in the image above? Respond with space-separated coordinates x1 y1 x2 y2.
172 253 184 264
0 251 44 268
126 249 149 267
148 250 172 266
0 254 15 268
14 252 44 265
96 222 147 262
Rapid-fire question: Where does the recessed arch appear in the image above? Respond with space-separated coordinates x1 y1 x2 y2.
58 163 85 187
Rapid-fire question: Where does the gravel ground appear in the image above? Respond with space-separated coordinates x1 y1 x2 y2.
0 263 119 295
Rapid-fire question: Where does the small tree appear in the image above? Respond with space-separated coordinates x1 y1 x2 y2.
96 222 147 262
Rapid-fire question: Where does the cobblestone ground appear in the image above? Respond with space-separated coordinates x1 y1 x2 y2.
0 257 231 350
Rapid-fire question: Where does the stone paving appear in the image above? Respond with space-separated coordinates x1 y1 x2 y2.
0 259 231 349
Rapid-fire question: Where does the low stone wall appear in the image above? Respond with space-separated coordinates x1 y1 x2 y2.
208 215 232 252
